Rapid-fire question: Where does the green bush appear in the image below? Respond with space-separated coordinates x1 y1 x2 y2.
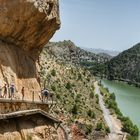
51 69 56 76
51 85 56 91
105 126 110 133
127 135 138 140
95 94 99 99
56 94 60 99
96 122 103 131
71 104 78 115
90 91 94 99
87 77 90 82
115 108 122 116
65 82 72 90
85 124 93 135
87 109 96 119
95 94 99 104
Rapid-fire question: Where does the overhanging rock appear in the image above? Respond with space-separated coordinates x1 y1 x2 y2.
0 0 60 100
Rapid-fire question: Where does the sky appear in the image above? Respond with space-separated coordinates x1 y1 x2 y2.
51 0 140 51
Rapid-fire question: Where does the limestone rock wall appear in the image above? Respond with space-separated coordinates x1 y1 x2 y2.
0 101 49 114
0 114 64 140
0 0 60 100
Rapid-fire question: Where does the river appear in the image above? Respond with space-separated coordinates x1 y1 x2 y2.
101 79 140 131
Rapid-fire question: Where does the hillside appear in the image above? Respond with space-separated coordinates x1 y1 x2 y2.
108 43 140 86
39 44 110 139
98 53 112 60
45 40 109 65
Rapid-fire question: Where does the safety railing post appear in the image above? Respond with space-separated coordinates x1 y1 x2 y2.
32 91 34 102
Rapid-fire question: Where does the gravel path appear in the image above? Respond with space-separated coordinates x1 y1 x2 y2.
94 81 125 140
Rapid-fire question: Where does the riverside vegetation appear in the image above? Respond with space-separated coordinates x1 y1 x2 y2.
38 41 111 139
100 85 139 140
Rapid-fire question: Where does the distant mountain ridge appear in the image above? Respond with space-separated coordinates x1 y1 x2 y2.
108 43 140 85
82 48 120 57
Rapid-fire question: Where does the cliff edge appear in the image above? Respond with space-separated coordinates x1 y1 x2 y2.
0 0 60 100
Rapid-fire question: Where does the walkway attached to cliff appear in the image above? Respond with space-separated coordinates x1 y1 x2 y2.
94 81 125 140
0 97 57 115
0 109 61 123
0 98 55 105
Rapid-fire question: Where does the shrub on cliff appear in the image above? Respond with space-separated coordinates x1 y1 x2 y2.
51 85 56 91
90 91 95 99
51 69 56 76
96 122 103 131
127 136 138 140
71 104 78 115
87 109 96 119
95 94 99 104
105 126 110 133
85 124 93 135
65 82 72 90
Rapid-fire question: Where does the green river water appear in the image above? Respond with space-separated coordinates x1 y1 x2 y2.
101 79 140 131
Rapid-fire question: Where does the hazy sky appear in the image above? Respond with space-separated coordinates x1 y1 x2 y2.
51 0 140 51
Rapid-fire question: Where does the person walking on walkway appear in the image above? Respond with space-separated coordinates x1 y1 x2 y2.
10 84 15 99
41 88 49 102
3 84 8 98
8 84 11 98
21 87 24 100
44 89 49 102
0 85 2 98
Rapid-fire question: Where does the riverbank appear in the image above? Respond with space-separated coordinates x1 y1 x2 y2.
99 81 139 140
94 82 125 140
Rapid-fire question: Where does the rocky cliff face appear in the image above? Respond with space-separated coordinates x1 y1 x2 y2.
0 0 60 100
0 114 64 140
